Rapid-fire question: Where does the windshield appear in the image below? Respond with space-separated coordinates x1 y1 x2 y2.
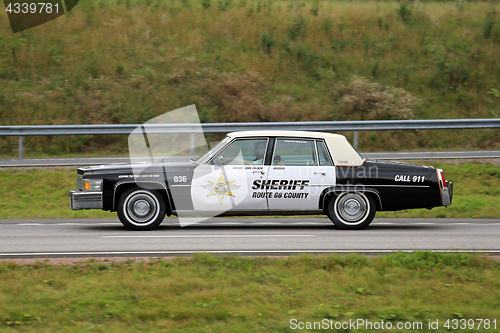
195 136 232 163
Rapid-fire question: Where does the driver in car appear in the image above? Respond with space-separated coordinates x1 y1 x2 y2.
252 141 266 165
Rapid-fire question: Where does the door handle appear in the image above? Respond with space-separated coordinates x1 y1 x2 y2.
253 171 265 175
314 172 326 176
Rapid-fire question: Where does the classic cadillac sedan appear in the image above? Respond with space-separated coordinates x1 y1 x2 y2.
69 131 453 230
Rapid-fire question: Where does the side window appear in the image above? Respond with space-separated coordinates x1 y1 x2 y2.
210 139 268 165
316 140 333 166
272 139 317 166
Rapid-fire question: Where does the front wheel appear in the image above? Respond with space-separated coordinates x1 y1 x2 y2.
117 188 165 230
326 192 376 230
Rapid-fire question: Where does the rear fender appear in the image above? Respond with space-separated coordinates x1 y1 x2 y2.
319 187 383 212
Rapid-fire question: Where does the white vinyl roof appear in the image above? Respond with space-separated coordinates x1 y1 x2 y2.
227 130 365 167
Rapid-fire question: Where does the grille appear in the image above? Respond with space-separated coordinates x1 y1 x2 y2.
75 193 102 201
77 175 83 190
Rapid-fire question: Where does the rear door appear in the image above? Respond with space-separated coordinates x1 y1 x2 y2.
266 138 336 210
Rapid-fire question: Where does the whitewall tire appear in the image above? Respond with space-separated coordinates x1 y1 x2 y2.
117 188 166 230
326 192 376 230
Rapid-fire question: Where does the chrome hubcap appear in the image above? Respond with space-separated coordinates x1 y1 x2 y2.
344 199 361 215
133 200 151 217
337 193 367 223
126 193 158 223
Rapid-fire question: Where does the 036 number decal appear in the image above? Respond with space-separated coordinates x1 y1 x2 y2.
173 176 188 183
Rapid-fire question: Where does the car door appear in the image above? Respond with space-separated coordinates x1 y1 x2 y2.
266 138 336 210
191 138 270 212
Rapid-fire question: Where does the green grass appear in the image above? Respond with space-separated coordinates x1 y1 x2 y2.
0 161 499 219
0 252 499 332
0 167 112 219
1 0 500 157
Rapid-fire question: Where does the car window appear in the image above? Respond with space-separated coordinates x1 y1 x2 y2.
196 136 231 163
272 138 317 166
316 140 333 166
210 139 268 165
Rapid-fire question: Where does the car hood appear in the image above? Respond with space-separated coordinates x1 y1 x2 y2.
78 159 197 176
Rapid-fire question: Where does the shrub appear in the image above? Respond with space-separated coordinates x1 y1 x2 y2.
332 75 420 120
197 71 325 123
260 32 276 54
198 71 271 122
288 17 307 41
398 3 412 23
322 17 334 34
482 10 496 39
310 0 319 16
201 0 211 9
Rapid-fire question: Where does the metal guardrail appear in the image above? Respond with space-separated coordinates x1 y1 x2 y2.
1 119 500 158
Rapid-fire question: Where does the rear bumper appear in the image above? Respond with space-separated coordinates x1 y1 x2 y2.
441 181 453 206
69 190 103 210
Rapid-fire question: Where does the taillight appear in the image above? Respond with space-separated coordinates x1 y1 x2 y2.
437 169 447 188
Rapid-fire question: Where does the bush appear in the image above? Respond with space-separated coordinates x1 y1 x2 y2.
196 71 325 123
260 33 276 54
398 3 412 23
332 75 420 120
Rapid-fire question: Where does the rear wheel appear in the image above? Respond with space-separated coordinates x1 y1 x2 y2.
117 188 165 230
326 192 376 230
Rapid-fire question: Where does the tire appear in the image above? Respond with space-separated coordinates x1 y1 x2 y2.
117 188 166 230
326 192 376 230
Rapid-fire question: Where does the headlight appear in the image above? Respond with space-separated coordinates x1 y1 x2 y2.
83 179 102 191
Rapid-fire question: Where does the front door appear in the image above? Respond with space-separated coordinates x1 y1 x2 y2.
191 138 271 212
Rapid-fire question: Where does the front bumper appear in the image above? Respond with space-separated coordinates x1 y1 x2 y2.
69 190 103 210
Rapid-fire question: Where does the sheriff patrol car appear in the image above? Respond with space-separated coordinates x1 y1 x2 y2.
69 131 453 230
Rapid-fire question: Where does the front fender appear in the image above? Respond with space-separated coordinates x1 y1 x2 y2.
113 181 172 216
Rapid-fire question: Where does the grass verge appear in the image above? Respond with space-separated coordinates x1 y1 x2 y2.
1 252 499 332
0 161 499 219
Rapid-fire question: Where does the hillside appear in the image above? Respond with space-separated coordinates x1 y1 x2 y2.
0 0 499 156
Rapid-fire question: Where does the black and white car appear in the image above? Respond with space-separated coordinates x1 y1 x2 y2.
69 130 452 230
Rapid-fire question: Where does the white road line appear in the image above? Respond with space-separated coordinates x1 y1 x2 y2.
11 222 500 227
2 249 500 257
15 222 120 226
467 222 494 224
55 223 87 225
102 234 316 238
469 223 500 225
249 222 294 225
18 223 47 226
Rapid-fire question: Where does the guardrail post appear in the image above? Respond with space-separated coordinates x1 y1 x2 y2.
353 131 358 151
18 136 23 159
190 133 195 156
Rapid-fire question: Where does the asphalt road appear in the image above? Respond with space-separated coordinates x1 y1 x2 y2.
1 150 500 167
1 218 499 259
